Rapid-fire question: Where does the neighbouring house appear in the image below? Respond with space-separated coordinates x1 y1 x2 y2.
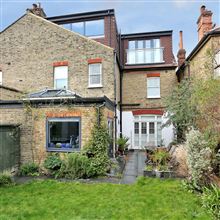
176 5 220 132
0 3 177 171
177 5 220 81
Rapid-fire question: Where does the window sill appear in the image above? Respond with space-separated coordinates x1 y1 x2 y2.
46 148 80 153
147 97 161 99
88 85 103 89
126 61 165 65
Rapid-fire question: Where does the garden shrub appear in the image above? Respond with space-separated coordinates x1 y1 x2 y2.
43 153 63 177
59 153 92 179
164 79 197 141
83 111 111 176
0 172 13 187
201 185 220 220
185 129 214 190
19 162 39 176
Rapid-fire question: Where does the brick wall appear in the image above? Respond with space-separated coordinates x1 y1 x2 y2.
0 87 23 100
122 69 177 110
0 13 116 101
0 104 113 164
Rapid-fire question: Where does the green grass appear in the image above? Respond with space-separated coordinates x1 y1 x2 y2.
0 178 211 220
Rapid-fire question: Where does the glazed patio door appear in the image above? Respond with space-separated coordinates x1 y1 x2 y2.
133 115 162 149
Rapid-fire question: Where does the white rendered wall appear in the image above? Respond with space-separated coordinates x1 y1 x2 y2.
162 113 175 147
122 111 175 149
122 111 133 149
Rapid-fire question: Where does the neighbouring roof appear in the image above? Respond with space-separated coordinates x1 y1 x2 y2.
176 26 220 75
47 9 115 24
27 89 81 99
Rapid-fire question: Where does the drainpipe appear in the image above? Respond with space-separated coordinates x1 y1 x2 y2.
113 50 117 156
119 31 123 138
96 103 105 127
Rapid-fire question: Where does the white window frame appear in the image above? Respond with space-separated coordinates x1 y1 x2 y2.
133 115 162 148
54 66 68 89
0 71 2 85
88 63 102 88
214 50 220 78
147 77 161 99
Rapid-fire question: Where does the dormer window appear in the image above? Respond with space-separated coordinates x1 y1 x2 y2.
127 39 164 64
62 19 104 38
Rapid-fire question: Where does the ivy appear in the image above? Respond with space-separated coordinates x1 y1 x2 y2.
83 108 111 176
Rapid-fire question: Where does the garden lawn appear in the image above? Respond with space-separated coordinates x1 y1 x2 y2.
0 178 211 220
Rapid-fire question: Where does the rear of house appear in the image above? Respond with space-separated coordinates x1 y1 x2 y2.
0 4 178 171
121 31 177 149
0 10 119 169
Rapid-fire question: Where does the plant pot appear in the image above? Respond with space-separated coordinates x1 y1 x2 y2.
143 170 155 177
155 170 174 178
162 171 174 178
155 170 162 178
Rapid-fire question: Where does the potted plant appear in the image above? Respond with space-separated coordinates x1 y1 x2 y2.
116 136 129 155
152 148 173 178
143 164 155 177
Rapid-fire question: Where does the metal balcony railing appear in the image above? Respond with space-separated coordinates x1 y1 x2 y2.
126 47 164 65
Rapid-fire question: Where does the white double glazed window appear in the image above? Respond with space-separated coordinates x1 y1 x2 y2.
88 63 102 87
134 115 162 148
127 39 163 64
0 70 2 85
54 66 68 89
147 77 160 98
214 50 220 78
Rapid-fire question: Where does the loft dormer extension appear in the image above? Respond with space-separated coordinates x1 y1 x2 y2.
47 9 119 51
121 31 176 69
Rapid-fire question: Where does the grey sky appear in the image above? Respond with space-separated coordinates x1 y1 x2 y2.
1 0 220 58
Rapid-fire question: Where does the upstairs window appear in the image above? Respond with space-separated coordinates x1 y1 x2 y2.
147 77 160 98
88 63 102 87
0 71 2 85
62 19 104 38
127 39 163 64
85 20 104 37
214 50 220 78
54 66 68 89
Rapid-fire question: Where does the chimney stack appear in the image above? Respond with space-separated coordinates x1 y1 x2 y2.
197 5 213 41
177 31 186 67
27 3 46 18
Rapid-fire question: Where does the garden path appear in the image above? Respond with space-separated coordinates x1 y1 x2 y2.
120 150 146 184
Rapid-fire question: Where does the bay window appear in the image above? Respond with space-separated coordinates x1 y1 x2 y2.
47 118 80 152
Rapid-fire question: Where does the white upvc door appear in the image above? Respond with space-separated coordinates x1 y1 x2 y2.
133 115 162 149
